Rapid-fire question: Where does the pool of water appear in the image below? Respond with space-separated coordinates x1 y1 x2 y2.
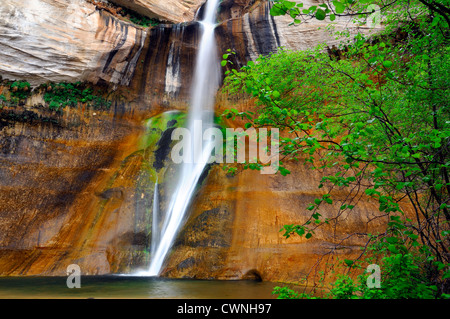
0 276 279 299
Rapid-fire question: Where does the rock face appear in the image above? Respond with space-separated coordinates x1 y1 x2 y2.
0 107 187 275
108 0 207 23
0 0 381 99
134 0 381 105
0 0 388 283
0 0 146 87
0 103 146 275
217 0 382 61
159 97 394 282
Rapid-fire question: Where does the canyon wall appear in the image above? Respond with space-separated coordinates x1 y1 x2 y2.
108 0 207 23
0 0 147 87
137 0 381 106
160 97 391 282
0 0 388 282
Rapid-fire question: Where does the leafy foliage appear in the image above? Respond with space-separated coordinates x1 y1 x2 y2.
9 81 31 101
1 81 111 111
116 5 160 27
274 220 445 299
88 0 161 27
127 12 160 27
272 286 318 299
42 82 111 111
222 0 450 297
269 0 450 28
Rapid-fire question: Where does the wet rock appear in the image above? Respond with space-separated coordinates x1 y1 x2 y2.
177 257 196 270
134 0 382 105
153 127 177 171
242 269 263 282
97 187 125 200
175 208 233 248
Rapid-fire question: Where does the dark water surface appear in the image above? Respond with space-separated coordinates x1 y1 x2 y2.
0 276 278 299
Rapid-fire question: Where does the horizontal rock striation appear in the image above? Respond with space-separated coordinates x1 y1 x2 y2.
134 0 381 105
0 0 387 281
0 104 147 275
108 0 207 23
0 0 146 87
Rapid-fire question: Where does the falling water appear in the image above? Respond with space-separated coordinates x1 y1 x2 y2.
150 180 160 259
146 0 221 276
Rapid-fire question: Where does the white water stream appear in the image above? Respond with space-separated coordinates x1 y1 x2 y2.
144 0 221 276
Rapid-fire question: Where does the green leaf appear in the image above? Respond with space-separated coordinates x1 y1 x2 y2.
284 1 297 10
385 237 398 244
333 1 345 14
272 90 281 99
383 60 393 68
221 60 227 67
296 227 305 236
330 14 336 21
289 7 300 18
388 244 399 254
270 4 286 16
279 167 291 176
315 8 326 20
344 259 354 267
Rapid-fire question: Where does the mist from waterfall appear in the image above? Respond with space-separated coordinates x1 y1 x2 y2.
145 0 221 276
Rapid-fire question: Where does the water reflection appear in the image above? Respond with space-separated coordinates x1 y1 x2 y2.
0 276 278 299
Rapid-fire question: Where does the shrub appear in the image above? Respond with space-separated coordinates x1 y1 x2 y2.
9 81 31 100
43 82 111 111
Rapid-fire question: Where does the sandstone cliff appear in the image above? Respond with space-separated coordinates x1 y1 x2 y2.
135 0 381 104
108 0 207 23
0 0 388 283
0 0 146 87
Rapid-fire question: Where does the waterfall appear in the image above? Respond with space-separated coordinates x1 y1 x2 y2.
146 0 221 276
150 180 160 259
